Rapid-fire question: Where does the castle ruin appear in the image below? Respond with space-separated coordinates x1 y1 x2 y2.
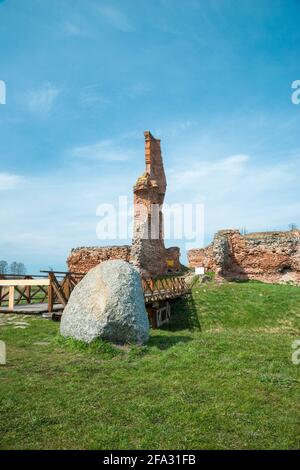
67 131 181 277
188 229 300 284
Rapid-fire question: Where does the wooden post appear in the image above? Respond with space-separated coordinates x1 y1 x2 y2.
25 285 31 304
48 279 54 313
63 274 71 300
8 286 15 310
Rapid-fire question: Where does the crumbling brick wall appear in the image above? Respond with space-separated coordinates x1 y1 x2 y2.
188 229 300 284
67 246 131 274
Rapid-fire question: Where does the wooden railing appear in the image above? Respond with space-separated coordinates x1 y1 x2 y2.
0 271 189 312
0 272 84 312
0 274 49 310
142 276 190 303
41 271 84 311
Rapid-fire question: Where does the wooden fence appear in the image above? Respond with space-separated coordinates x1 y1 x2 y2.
43 271 84 312
142 276 190 303
0 272 190 321
0 272 83 312
0 275 49 310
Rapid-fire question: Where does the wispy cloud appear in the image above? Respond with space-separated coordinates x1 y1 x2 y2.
0 173 22 190
68 139 135 162
169 153 298 203
168 149 299 236
126 82 153 99
96 4 134 32
0 168 132 271
27 83 62 115
169 154 250 191
63 21 85 36
79 85 111 108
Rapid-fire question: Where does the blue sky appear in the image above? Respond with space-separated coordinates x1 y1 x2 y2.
0 0 300 273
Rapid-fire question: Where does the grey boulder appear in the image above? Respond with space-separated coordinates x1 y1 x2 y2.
60 260 149 344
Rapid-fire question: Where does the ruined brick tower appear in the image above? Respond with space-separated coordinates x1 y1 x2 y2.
130 131 180 278
132 131 166 241
67 131 181 277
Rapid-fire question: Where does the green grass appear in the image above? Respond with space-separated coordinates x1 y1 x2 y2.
0 280 300 450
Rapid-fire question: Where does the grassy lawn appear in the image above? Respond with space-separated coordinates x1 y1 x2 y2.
0 280 299 450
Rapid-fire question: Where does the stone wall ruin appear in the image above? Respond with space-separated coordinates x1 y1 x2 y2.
188 229 300 284
67 246 131 274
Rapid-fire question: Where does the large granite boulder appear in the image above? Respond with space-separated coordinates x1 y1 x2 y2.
60 260 149 344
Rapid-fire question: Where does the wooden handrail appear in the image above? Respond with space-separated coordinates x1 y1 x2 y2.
40 270 84 276
0 278 50 310
0 270 190 312
0 279 50 286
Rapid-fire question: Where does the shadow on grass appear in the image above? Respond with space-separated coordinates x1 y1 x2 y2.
148 333 192 350
161 293 201 333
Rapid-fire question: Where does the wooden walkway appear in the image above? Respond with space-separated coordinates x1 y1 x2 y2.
0 303 63 315
142 277 190 303
0 272 83 314
0 271 190 327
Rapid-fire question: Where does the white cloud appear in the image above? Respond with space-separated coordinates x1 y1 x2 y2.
63 22 84 36
126 82 153 99
169 154 250 191
69 139 135 162
167 149 299 237
0 173 21 190
0 168 132 272
97 4 134 32
79 86 111 108
27 83 62 115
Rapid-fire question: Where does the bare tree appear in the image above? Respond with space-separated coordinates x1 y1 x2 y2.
8 261 27 275
288 223 298 231
16 263 26 275
0 260 8 274
9 261 19 274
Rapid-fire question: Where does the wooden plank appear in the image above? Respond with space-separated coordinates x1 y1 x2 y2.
48 284 54 313
62 275 71 299
0 288 8 302
49 273 67 307
14 286 26 305
0 303 63 314
25 285 31 304
0 279 50 287
8 286 15 310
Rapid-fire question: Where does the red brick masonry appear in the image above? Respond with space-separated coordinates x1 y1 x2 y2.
67 246 131 274
188 229 300 284
67 245 181 276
